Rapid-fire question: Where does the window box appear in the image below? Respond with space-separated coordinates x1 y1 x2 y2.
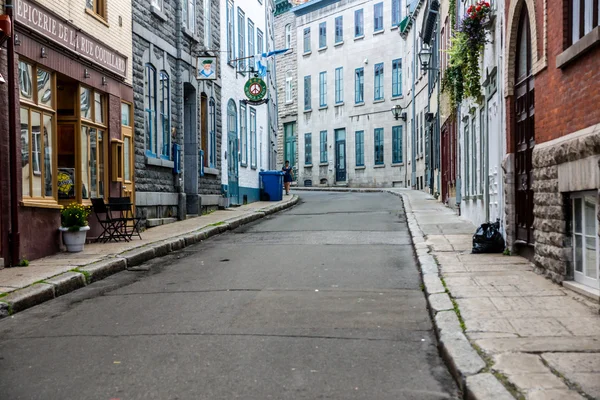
151 5 168 22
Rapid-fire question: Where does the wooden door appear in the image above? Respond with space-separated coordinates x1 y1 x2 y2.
514 8 535 244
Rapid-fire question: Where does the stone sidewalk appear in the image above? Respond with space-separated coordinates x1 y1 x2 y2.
400 189 600 400
0 195 299 318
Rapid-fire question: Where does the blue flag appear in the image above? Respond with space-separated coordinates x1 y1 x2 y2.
254 48 290 77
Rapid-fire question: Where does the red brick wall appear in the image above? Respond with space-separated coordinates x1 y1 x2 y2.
535 0 600 144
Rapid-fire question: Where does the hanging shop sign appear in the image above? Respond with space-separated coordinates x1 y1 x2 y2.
197 56 217 80
244 77 267 102
14 0 127 78
242 98 269 106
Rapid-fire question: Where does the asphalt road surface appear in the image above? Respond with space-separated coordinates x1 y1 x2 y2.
0 191 459 400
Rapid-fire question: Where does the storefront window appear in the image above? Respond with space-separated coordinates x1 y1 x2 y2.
81 87 92 120
19 60 56 204
79 87 107 201
94 92 105 124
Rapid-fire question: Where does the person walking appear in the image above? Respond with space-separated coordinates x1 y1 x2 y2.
282 160 293 195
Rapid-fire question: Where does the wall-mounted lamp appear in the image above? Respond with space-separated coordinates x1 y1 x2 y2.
391 104 407 121
418 44 439 72
40 47 47 58
14 34 20 46
101 76 107 86
84 68 90 79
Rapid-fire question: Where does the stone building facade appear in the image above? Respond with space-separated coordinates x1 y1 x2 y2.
292 0 408 188
275 0 300 172
133 0 222 227
504 0 600 296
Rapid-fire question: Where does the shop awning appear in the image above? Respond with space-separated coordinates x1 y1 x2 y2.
399 16 411 35
0 15 12 45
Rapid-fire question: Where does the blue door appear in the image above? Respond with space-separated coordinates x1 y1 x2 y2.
227 100 239 205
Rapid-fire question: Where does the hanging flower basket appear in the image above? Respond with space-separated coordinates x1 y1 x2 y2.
442 1 492 109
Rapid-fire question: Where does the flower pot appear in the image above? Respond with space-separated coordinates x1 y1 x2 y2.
59 226 90 253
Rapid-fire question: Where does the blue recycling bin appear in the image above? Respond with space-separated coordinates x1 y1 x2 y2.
259 171 284 202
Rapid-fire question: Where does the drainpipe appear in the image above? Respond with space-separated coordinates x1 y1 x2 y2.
6 0 20 266
411 16 417 189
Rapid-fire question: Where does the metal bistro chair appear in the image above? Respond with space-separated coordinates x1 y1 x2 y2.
108 197 142 241
91 197 126 243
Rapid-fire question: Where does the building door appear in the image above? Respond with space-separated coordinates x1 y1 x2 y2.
227 100 239 205
335 129 346 182
121 102 135 206
514 8 535 244
284 122 296 171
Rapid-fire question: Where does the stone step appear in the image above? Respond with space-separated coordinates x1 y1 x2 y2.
146 217 178 228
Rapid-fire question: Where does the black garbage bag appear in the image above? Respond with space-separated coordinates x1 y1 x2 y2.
472 219 505 254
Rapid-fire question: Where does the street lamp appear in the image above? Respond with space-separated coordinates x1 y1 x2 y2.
391 104 407 121
418 45 433 70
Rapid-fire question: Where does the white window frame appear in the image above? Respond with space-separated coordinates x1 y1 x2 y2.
285 71 293 103
285 24 291 49
572 192 600 289
183 0 196 33
204 0 211 48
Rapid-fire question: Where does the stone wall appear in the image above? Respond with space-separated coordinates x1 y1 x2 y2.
530 127 600 283
275 9 298 170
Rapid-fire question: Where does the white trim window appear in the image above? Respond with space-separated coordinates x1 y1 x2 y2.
572 192 600 290
203 0 211 48
285 24 291 49
285 71 293 103
152 0 163 10
183 0 196 33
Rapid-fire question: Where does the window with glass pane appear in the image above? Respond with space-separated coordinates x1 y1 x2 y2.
374 128 384 164
80 87 92 120
355 68 364 103
319 72 327 107
572 194 599 286
319 22 327 48
335 67 343 104
355 9 364 37
248 20 255 69
392 58 402 97
304 27 311 53
374 2 384 32
392 0 401 26
320 131 328 163
43 114 53 196
335 16 343 43
124 136 131 182
81 126 104 199
240 102 247 165
86 0 106 19
285 24 291 48
144 64 158 155
209 98 216 168
250 108 257 168
184 0 195 32
121 103 131 126
305 133 312 165
238 9 246 70
227 0 235 64
286 72 293 102
392 126 402 163
355 130 364 166
304 75 312 110
18 61 33 101
37 69 52 107
374 63 384 100
257 28 264 56
204 0 211 47
159 71 170 158
569 0 599 46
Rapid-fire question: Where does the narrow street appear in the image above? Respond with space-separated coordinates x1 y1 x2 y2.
0 192 458 400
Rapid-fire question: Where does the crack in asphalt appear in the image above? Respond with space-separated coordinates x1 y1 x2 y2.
2 331 435 342
102 288 422 296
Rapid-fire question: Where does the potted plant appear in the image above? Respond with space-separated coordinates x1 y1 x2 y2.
59 202 92 252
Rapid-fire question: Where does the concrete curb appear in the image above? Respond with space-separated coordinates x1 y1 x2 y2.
295 188 514 399
0 195 299 319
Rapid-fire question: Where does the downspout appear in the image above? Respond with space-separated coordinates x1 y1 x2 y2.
6 0 20 266
411 15 417 188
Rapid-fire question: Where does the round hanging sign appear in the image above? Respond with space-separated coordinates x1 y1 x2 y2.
244 77 267 101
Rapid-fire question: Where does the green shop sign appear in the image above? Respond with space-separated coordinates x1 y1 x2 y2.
244 77 267 101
